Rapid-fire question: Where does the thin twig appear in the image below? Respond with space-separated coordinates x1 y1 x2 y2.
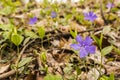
0 27 103 79
40 27 103 44
100 0 108 24
15 39 36 66
0 70 16 79
0 39 35 79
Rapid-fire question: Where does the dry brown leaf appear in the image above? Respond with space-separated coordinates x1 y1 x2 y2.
89 51 107 64
95 17 104 26
70 21 86 32
51 40 60 47
87 68 100 80
105 61 120 76
30 9 41 18
36 73 44 80
0 64 10 74
114 0 120 5
24 71 36 80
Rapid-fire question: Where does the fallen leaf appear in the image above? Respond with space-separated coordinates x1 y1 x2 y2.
0 64 10 74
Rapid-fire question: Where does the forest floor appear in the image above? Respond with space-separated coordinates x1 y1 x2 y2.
0 0 120 80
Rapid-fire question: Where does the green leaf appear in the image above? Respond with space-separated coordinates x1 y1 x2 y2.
70 30 77 39
63 64 73 74
100 75 109 80
0 6 13 15
99 33 103 49
1 0 14 6
23 37 31 46
24 30 38 39
113 46 120 55
2 31 11 40
0 24 14 31
0 39 6 44
92 33 103 50
44 74 62 80
75 66 81 75
18 57 32 68
101 46 113 56
66 14 72 21
38 26 45 39
102 26 111 35
109 73 114 80
11 33 24 46
91 34 100 46
40 52 47 62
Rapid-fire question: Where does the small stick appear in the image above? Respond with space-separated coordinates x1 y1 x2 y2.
0 70 16 79
36 27 103 44
0 39 36 79
100 0 108 24
0 27 103 79
15 39 36 66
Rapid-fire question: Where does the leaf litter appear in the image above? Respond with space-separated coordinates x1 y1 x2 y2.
0 0 120 80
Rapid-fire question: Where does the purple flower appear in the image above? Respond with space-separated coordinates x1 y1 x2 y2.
29 17 38 25
84 11 97 22
70 35 96 58
106 2 114 9
51 11 57 18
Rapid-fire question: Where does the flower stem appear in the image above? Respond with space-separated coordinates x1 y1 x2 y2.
83 58 87 73
15 46 19 80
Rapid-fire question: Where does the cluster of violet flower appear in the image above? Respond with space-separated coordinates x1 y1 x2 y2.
106 2 114 9
28 2 113 58
28 1 113 25
83 2 114 23
29 17 38 25
84 11 97 22
71 35 96 58
71 11 97 58
51 11 57 18
71 2 114 58
29 11 57 25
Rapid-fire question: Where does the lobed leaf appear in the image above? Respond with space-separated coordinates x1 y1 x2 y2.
101 46 113 56
38 26 45 39
18 57 32 68
11 33 24 46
